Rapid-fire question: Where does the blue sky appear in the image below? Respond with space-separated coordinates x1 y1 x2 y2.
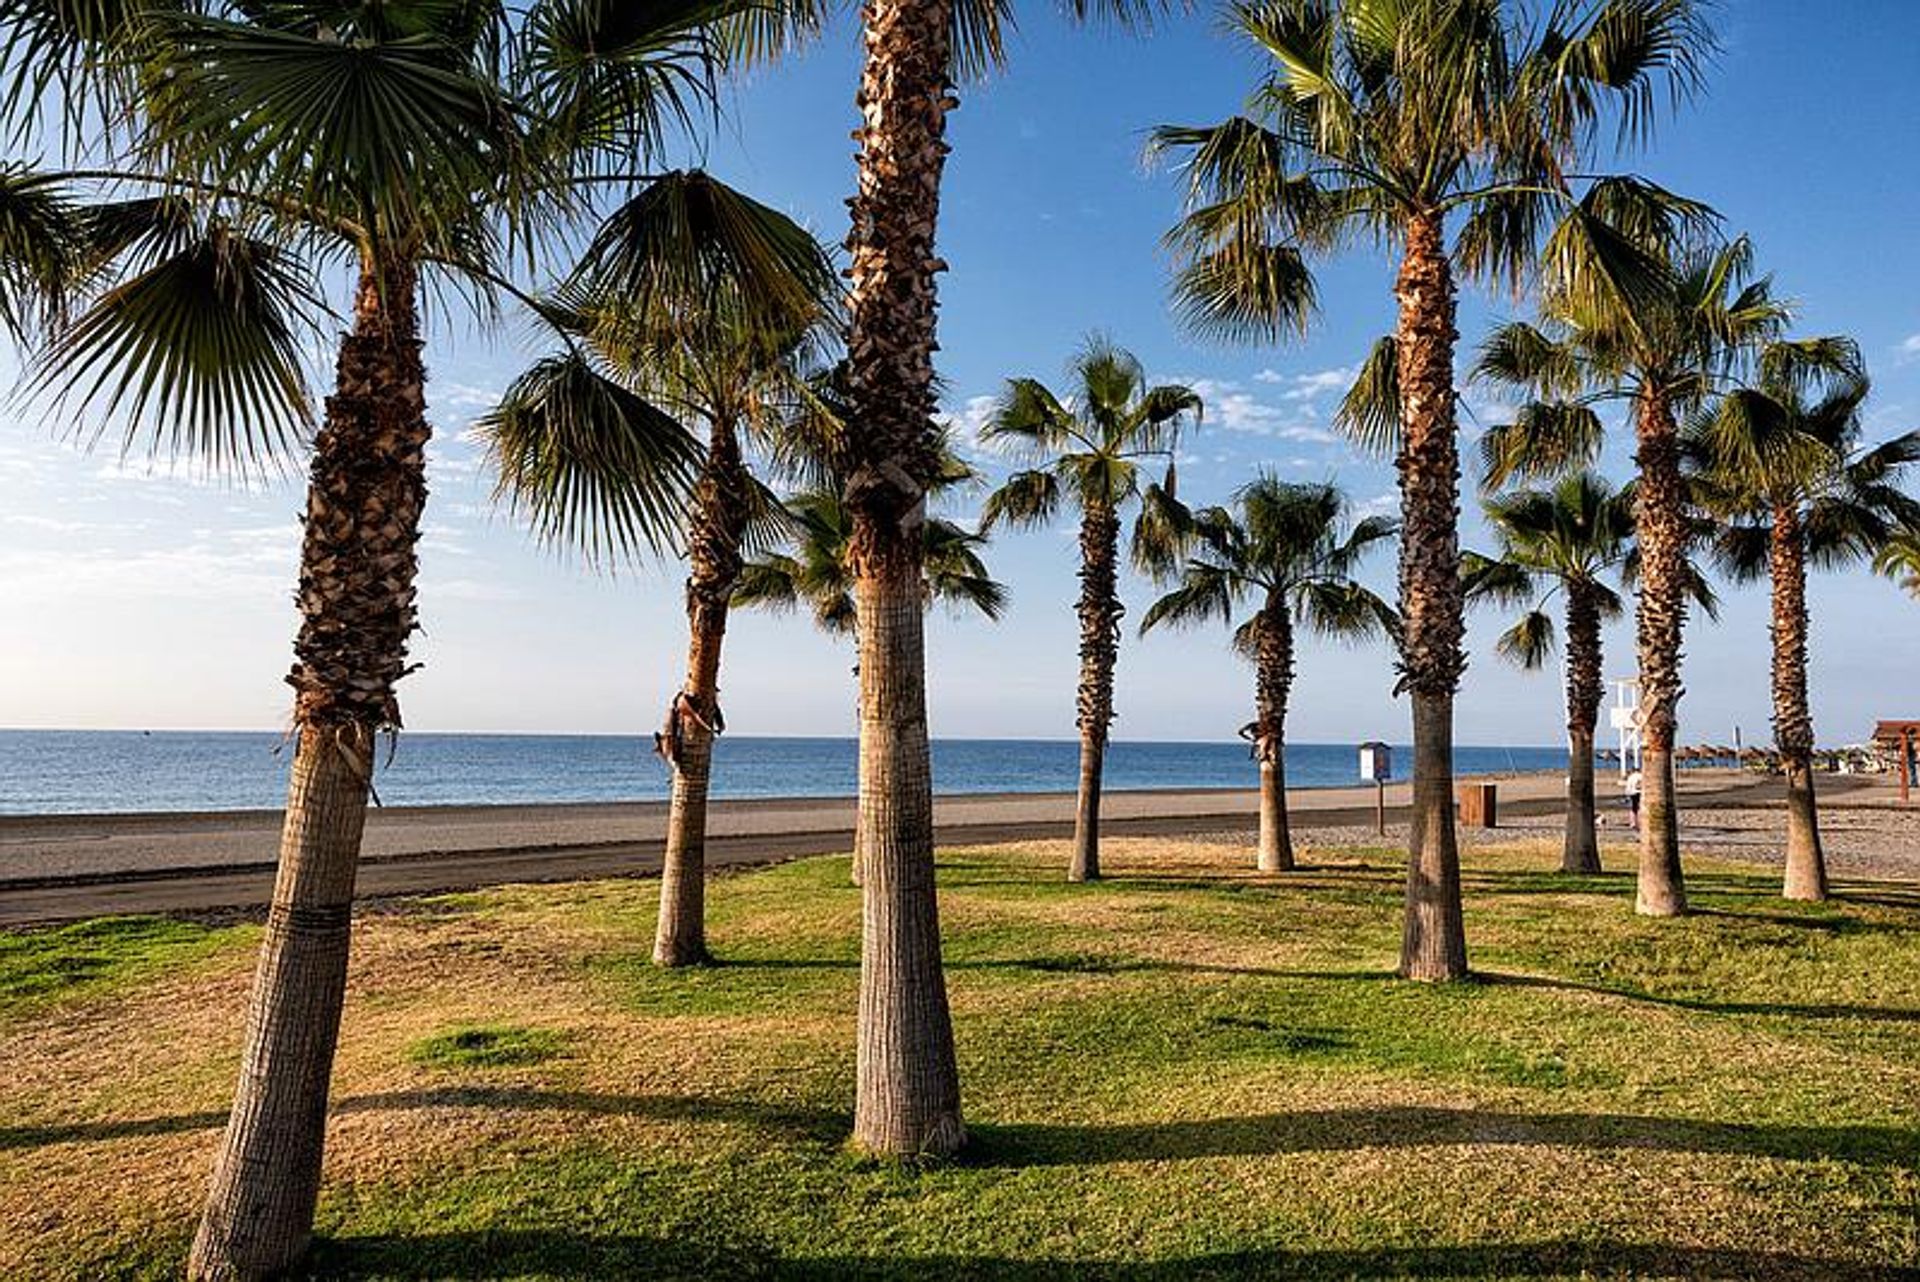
2 0 1918 747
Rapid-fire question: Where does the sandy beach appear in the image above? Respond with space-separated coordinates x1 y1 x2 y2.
5 767 1900 926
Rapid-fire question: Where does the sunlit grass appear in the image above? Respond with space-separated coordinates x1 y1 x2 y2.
4 836 1917 1278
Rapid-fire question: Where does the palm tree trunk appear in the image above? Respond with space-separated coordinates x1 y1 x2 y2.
850 525 964 1156
843 0 963 1159
1769 504 1827 901
1562 580 1604 874
1072 502 1122 882
654 420 749 967
1393 209 1468 982
190 256 428 1281
1631 389 1689 916
1253 603 1295 872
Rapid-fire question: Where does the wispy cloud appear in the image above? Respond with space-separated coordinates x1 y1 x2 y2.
1184 377 1340 444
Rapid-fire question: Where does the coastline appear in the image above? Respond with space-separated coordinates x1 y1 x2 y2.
0 768 1829 926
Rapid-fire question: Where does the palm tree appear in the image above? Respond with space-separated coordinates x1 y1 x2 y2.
735 490 1007 640
1141 476 1395 872
0 1 823 1271
479 204 840 969
978 337 1201 882
1691 338 1920 900
806 0 1177 1162
1154 0 1713 978
1474 237 1789 916
733 424 1005 888
1463 473 1636 874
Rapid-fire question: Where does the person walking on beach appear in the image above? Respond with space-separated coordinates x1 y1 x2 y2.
1624 768 1644 831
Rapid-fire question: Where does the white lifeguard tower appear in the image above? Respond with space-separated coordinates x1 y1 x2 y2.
1609 676 1643 781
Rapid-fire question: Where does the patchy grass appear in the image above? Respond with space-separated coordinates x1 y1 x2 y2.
408 1024 570 1071
0 915 252 1016
4 837 1919 1279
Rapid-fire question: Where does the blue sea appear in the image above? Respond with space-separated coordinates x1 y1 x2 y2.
0 731 1573 816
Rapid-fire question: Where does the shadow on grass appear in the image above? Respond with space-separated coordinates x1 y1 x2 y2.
1482 970 1920 1023
12 1091 1914 1174
308 1233 1908 1279
968 1104 1920 1171
712 955 1395 982
0 1087 845 1152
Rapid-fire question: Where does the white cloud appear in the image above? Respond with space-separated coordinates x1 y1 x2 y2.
1899 334 1920 358
941 393 1000 449
1280 366 1359 402
1355 491 1400 520
1184 377 1340 445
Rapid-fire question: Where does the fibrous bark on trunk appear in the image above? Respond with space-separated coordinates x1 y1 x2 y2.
1562 579 1604 874
1769 504 1827 901
654 419 749 967
1250 600 1295 873
842 0 964 1159
1631 389 1689 916
190 256 429 1281
1071 501 1122 882
1392 209 1469 982
850 528 964 1157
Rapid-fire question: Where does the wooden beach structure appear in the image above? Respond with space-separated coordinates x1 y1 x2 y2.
1873 721 1920 804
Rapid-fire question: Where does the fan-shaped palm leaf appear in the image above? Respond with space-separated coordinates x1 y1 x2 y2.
478 350 703 564
28 218 320 470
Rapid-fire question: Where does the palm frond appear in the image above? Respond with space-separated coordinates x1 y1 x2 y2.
1333 335 1399 456
924 517 1008 620
1140 562 1236 634
1494 608 1556 670
569 170 839 344
144 15 525 253
28 219 319 471
477 351 703 564
1479 400 1605 490
1473 321 1584 398
731 553 802 610
518 0 725 166
979 468 1061 533
1460 549 1539 607
1131 480 1193 578
1166 236 1317 345
1297 579 1395 642
0 163 81 339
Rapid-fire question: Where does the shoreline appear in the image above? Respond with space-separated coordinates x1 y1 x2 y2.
0 769 1838 927
0 766 1567 826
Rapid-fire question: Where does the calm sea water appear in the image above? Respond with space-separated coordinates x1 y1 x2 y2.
0 730 1573 816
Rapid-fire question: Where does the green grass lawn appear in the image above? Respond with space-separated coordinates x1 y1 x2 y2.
3 835 1918 1279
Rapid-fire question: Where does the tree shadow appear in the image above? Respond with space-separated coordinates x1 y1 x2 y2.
334 1086 845 1140
714 955 1397 983
307 1232 1909 1279
0 1109 230 1150
966 1104 1920 1171
1481 970 1920 1023
0 1087 846 1153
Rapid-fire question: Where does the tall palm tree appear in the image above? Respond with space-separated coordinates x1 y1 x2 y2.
1474 237 1788 917
978 337 1201 882
1463 473 1636 874
723 0 1166 1160
1691 338 1920 900
1141 476 1395 872
1154 0 1713 978
729 418 1006 882
479 205 841 969
0 1 824 1272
